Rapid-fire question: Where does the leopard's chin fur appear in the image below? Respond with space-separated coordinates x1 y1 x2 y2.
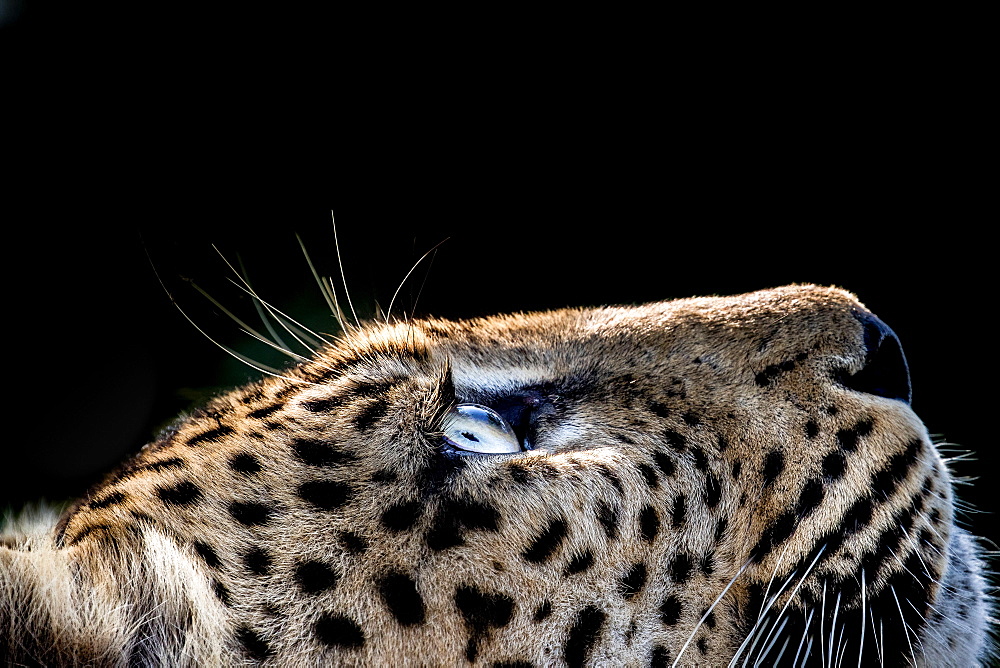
2 284 993 666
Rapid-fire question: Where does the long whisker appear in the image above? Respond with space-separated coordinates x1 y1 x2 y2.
222 277 327 353
858 569 866 668
754 615 789 667
211 244 328 356
143 239 318 387
792 608 815 667
828 590 842 667
235 254 295 353
166 285 315 385
731 543 826 666
889 585 916 663
672 560 750 668
385 238 450 325
332 214 360 329
297 232 350 335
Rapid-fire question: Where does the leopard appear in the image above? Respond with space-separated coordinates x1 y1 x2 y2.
1 282 993 666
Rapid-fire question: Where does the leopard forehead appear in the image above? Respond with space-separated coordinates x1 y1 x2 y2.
9 284 991 666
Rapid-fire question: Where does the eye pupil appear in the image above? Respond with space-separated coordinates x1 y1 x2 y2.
443 404 522 454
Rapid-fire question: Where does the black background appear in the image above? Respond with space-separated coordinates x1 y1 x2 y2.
2 3 994 552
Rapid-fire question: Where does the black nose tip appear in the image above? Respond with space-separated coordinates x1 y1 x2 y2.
840 311 912 404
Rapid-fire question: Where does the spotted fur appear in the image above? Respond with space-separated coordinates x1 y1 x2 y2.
1 284 992 665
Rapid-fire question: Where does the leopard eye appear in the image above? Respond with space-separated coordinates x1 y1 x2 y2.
443 404 522 454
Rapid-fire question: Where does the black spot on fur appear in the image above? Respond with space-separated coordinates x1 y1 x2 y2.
236 625 272 659
186 425 234 446
292 439 354 467
871 438 921 496
714 517 729 541
371 468 398 484
837 418 874 452
704 472 722 508
523 518 568 563
156 481 202 506
229 501 274 526
297 480 352 510
354 399 389 431
619 562 647 599
637 462 659 488
595 501 619 540
731 460 742 479
339 531 368 554
381 500 424 532
761 449 784 487
248 403 283 419
667 553 693 584
649 401 670 418
426 498 501 551
315 614 365 648
823 450 846 480
750 511 797 562
660 595 682 624
379 572 426 626
796 478 825 517
139 457 186 472
805 419 819 438
596 465 624 494
352 379 399 398
64 523 110 546
300 396 346 412
295 560 338 594
842 495 875 534
243 547 272 575
639 505 659 543
691 447 709 472
670 495 686 528
663 429 686 451
228 452 262 475
564 550 594 576
650 645 671 667
699 551 715 576
89 491 127 509
509 466 531 485
755 358 797 386
193 541 221 569
682 411 700 426
533 600 552 622
652 450 675 477
455 585 515 660
564 605 606 668
213 579 231 605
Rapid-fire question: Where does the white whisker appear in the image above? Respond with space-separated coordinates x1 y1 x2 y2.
221 277 328 355
332 214 360 329
673 560 750 668
733 544 827 667
385 238 449 325
828 590 842 667
792 608 814 667
754 615 789 667
889 585 916 663
858 569 866 668
297 232 347 334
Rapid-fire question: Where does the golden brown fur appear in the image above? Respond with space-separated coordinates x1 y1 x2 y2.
1 284 992 665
